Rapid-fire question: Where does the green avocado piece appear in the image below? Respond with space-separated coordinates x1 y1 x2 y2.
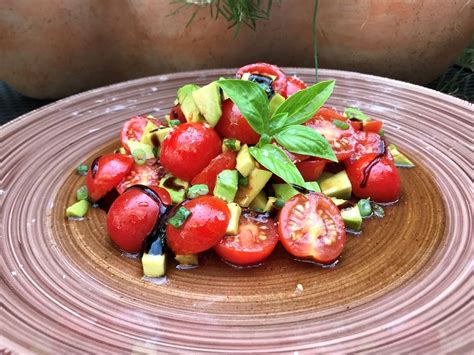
249 191 268 211
222 138 241 153
175 254 199 266
213 169 238 203
226 202 242 235
235 168 273 207
273 184 300 202
264 196 278 212
236 145 256 177
177 84 203 122
177 84 200 104
331 197 349 207
159 174 189 204
66 199 90 218
341 205 363 231
127 140 155 159
142 253 166 277
388 144 415 168
139 121 160 146
192 82 222 127
319 170 352 199
269 93 285 116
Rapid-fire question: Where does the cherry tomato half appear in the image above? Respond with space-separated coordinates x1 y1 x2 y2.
295 159 327 181
237 63 289 97
169 104 187 124
160 123 222 182
363 120 383 133
346 131 385 163
191 151 237 192
305 108 356 161
214 211 278 266
166 196 230 254
86 154 134 202
345 153 401 203
286 75 307 96
278 193 346 264
107 186 171 253
116 158 165 194
215 99 260 145
121 116 162 153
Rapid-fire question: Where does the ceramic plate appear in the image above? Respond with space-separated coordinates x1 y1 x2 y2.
2 69 472 353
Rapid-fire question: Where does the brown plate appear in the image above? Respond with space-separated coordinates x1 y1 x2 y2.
2 69 472 353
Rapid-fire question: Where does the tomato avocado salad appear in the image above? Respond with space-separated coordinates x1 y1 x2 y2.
66 63 415 278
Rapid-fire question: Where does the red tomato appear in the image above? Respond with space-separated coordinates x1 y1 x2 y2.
278 193 346 264
86 154 134 202
348 131 385 162
215 99 260 145
169 105 186 124
350 121 363 131
121 116 162 153
160 123 222 182
305 108 356 161
166 196 230 254
107 186 171 253
237 63 289 97
116 158 165 194
363 120 383 133
345 153 401 203
295 159 327 181
286 76 307 96
191 151 237 192
214 211 278 266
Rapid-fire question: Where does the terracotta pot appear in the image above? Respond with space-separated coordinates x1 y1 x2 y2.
1 0 472 98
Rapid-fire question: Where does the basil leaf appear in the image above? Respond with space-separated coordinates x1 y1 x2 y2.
217 79 268 134
344 107 370 121
271 80 335 132
249 144 305 186
268 112 289 133
274 125 337 162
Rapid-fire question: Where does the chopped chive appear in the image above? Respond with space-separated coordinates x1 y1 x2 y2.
187 184 209 199
357 198 372 217
344 107 370 121
168 119 181 127
379 129 385 137
224 138 237 151
132 149 147 165
76 185 88 201
238 175 249 186
333 119 350 130
168 206 192 228
371 202 385 218
275 199 285 209
76 165 88 176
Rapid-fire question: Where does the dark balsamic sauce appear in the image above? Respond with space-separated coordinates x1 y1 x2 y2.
163 177 184 191
90 156 101 179
360 153 385 188
96 189 120 212
150 134 160 148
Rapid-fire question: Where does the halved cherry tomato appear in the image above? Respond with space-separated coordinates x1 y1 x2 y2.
295 159 327 181
214 211 278 266
363 120 383 133
215 99 260 145
169 104 186 124
160 123 222 182
107 186 171 253
237 63 289 97
121 116 162 153
278 193 346 264
116 158 165 194
286 76 307 96
166 196 230 254
350 120 363 131
345 153 400 202
86 154 134 202
191 151 237 192
304 108 356 161
272 141 309 163
346 131 385 163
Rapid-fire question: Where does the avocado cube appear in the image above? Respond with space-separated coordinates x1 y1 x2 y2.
249 191 268 211
235 168 273 207
213 169 238 203
66 199 90 218
127 140 155 160
159 174 189 204
388 144 415 168
226 202 242 235
177 84 200 104
264 196 278 212
331 197 349 207
236 145 256 177
192 82 222 127
319 170 352 199
273 184 300 202
341 206 363 231
139 121 160 146
175 254 199 266
142 253 166 277
269 93 285 116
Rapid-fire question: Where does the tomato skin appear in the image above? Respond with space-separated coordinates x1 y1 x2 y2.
363 120 383 133
350 121 363 131
345 153 401 203
286 76 307 96
237 63 288 97
191 151 237 192
121 116 161 153
278 193 346 264
106 186 171 253
170 104 187 124
116 159 165 194
295 159 327 181
160 123 222 182
166 196 230 254
304 108 356 161
215 100 260 145
346 131 385 162
86 154 134 202
214 211 278 266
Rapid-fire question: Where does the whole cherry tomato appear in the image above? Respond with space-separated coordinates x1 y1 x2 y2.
121 116 162 153
237 63 289 97
215 99 260 145
191 151 237 192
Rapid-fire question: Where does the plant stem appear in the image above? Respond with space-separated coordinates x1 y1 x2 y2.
312 0 319 82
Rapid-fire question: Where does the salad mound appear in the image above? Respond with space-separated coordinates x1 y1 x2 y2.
66 63 415 278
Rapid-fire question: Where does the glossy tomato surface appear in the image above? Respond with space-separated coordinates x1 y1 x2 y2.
215 100 260 145
106 186 171 253
278 193 346 264
214 211 278 266
345 153 401 203
305 108 356 161
166 196 230 254
160 123 221 182
191 151 237 192
116 158 165 194
295 159 327 181
347 131 385 162
169 104 187 123
121 116 161 153
237 62 288 97
86 154 134 202
286 75 306 96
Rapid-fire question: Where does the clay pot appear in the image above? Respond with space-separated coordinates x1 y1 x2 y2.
1 0 472 98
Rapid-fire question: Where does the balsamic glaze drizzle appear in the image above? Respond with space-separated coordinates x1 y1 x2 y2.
90 156 101 178
360 153 385 188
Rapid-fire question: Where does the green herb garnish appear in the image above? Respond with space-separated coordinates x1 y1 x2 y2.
224 138 239 151
76 186 88 201
168 119 181 127
333 119 350 130
238 175 249 187
357 198 372 217
344 107 370 121
187 184 209 199
76 165 88 176
132 149 147 165
371 202 385 218
168 206 192 228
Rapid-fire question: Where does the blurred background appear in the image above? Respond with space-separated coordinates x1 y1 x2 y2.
1 0 473 123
